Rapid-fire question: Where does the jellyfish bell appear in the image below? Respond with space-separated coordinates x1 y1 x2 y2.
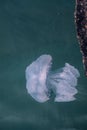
25 54 52 103
25 54 80 103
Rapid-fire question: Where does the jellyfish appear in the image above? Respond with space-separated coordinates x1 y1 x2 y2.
25 54 80 103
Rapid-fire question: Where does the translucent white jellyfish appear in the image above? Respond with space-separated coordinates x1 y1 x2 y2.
25 54 80 103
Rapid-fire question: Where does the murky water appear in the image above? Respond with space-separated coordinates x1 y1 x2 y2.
0 0 87 130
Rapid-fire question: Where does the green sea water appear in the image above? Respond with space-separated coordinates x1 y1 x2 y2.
0 0 87 130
